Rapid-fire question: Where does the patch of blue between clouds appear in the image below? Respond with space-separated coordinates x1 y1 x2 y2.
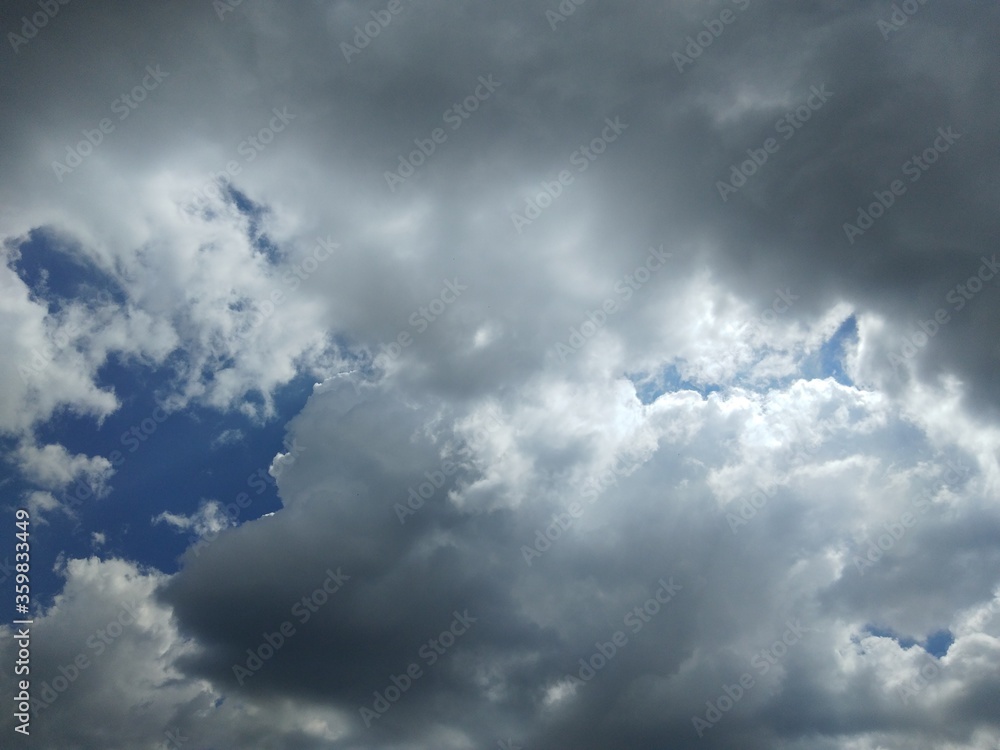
864 624 954 658
2 202 326 612
7 228 128 313
39 362 314 604
628 315 857 405
227 184 282 264
2 230 319 607
801 314 857 385
628 364 722 404
12 359 315 608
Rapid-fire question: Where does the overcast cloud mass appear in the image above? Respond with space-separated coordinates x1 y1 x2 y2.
1 0 1000 748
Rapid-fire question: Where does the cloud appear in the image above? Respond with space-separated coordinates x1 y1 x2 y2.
1 0 999 747
152 501 234 540
14 442 114 495
210 428 245 449
6 368 999 748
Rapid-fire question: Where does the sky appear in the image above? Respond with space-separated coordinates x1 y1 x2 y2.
1 0 999 748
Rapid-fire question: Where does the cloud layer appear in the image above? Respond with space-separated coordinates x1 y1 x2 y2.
1 0 999 748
